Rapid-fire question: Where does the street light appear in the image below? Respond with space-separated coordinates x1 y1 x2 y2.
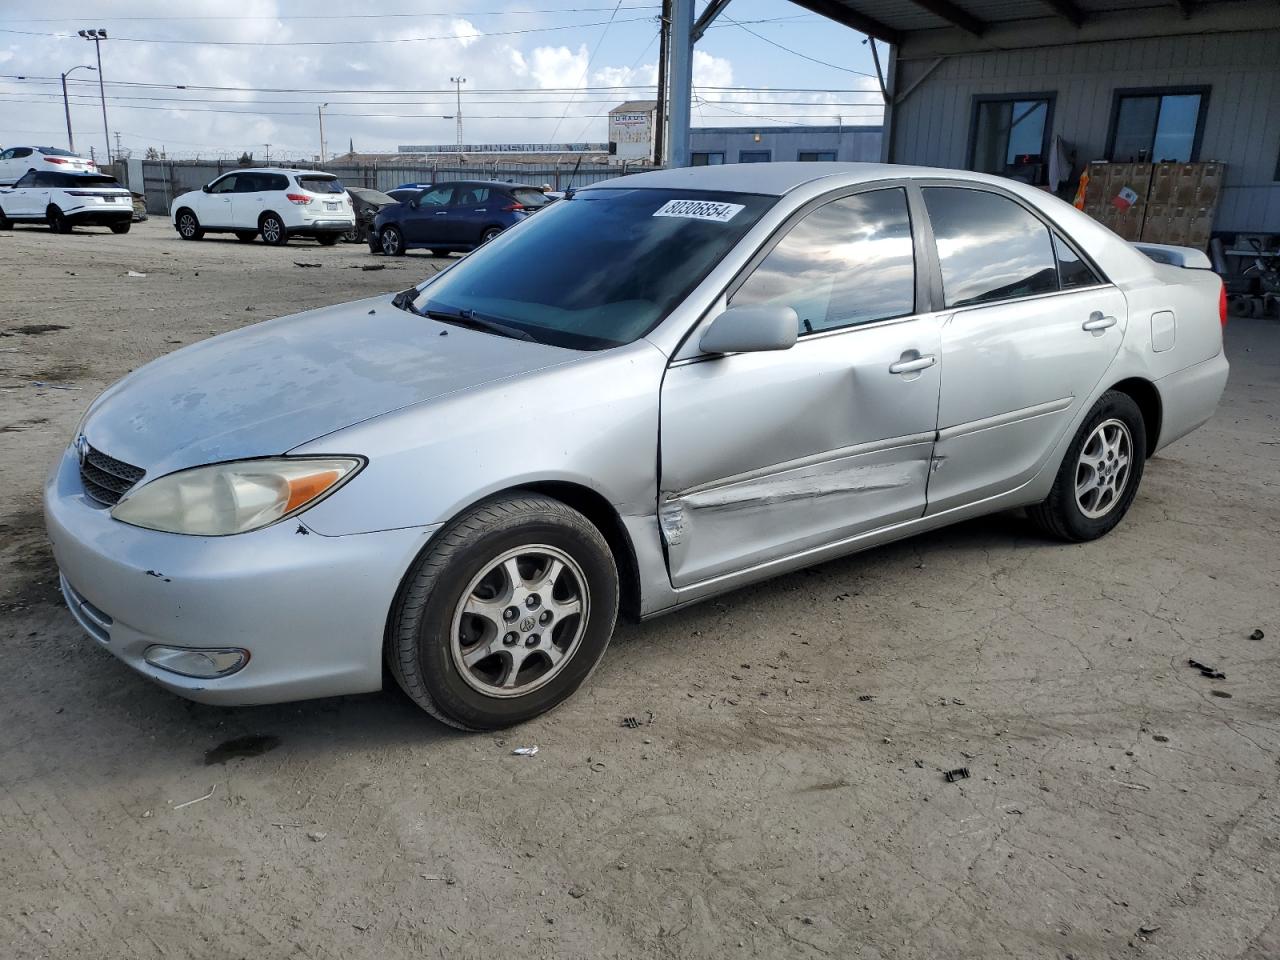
317 102 329 164
77 28 111 164
60 64 96 154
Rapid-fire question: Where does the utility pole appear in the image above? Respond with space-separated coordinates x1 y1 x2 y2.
317 103 329 164
60 64 96 154
77 29 111 163
653 0 672 166
450 77 466 154
667 0 694 167
264 143 271 164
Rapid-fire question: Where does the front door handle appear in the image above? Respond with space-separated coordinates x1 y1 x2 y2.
889 354 937 375
1083 311 1117 332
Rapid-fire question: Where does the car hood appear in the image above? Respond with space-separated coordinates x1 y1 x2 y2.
82 294 580 477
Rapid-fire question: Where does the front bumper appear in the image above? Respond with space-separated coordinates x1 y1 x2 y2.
44 446 439 706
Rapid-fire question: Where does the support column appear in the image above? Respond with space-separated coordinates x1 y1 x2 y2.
667 0 694 168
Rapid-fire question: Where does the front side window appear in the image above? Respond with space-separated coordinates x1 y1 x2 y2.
416 186 454 207
923 187 1058 308
798 151 837 162
210 175 238 194
1109 88 1207 163
970 96 1052 184
11 147 33 159
731 188 915 335
739 150 771 163
412 188 774 350
691 152 724 166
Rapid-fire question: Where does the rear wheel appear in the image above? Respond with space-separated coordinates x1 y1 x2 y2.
387 493 619 730
316 234 339 246
429 249 450 258
480 226 502 245
109 222 131 235
259 212 288 246
1028 390 1146 542
175 209 203 240
380 225 405 256
0 206 11 230
48 206 72 234
235 230 257 243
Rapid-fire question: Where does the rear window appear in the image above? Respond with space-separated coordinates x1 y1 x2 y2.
38 147 78 157
296 175 344 194
511 187 551 208
64 174 120 188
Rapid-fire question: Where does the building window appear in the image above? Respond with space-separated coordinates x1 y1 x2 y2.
1107 87 1209 163
968 94 1053 185
739 150 771 163
691 152 724 166
797 150 837 162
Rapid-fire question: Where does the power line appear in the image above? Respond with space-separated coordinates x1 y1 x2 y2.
721 14 877 79
0 5 659 21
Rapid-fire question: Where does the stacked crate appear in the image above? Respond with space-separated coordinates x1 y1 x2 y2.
1083 161 1152 241
1082 161 1224 249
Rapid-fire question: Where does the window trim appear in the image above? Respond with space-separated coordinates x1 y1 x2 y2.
1104 85 1211 163
691 151 726 166
966 91 1057 185
738 149 771 163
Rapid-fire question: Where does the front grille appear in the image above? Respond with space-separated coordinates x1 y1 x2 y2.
79 442 145 506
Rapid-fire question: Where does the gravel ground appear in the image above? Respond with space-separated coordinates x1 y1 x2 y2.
2 217 1279 960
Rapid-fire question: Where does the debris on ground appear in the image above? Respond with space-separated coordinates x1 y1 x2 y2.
1211 690 1233 698
944 767 970 783
1250 629 1265 641
307 831 327 842
293 262 322 268
173 784 218 810
126 270 147 278
858 694 875 702
621 716 641 729
1152 734 1170 743
1139 923 1160 935
1188 659 1226 679
360 264 386 271
512 746 539 757
568 886 585 899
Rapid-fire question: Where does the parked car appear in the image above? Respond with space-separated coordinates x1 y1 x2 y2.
47 163 1228 730
0 170 133 233
0 145 95 185
370 180 552 256
342 186 398 243
169 167 354 245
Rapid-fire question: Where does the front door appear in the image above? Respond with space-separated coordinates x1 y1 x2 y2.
918 185 1129 513
659 187 942 588
201 173 238 227
401 185 455 244
7 172 46 216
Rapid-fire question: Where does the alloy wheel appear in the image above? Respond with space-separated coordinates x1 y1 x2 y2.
178 213 197 238
381 228 401 255
1075 418 1132 519
261 217 282 244
449 545 589 698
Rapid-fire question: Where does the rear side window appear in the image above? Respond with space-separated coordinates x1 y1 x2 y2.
454 186 491 205
731 188 916 334
923 187 1058 308
1054 232 1103 289
296 175 343 194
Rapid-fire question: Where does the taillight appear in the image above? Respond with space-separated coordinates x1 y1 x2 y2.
286 193 312 205
1219 281 1228 328
503 203 526 212
44 156 68 165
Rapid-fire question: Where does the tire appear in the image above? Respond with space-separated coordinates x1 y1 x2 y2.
48 206 72 234
429 249 450 258
479 226 502 245
0 206 11 231
316 234 339 246
109 222 131 235
235 231 257 243
380 225 405 256
341 227 360 244
175 208 203 240
386 492 619 730
1028 390 1147 542
259 212 288 246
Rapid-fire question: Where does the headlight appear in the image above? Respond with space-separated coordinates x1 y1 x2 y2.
111 457 363 536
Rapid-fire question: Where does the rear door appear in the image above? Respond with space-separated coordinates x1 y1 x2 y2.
659 186 942 587
401 185 455 244
921 184 1128 513
449 184 493 244
230 171 268 228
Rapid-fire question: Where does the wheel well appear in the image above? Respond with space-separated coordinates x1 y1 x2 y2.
259 210 282 226
46 203 61 216
175 206 196 221
1109 377 1162 457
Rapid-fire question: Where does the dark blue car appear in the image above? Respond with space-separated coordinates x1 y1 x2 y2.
370 180 551 257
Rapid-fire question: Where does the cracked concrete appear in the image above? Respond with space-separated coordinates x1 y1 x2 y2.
1 218 1279 959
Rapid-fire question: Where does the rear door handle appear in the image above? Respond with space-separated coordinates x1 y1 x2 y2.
1083 311 1117 332
434 211 448 216
889 354 937 375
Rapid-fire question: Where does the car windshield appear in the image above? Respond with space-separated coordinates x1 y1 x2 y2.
297 175 344 194
411 188 774 350
511 187 551 208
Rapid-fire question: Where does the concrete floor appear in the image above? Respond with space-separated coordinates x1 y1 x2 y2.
1 218 1278 960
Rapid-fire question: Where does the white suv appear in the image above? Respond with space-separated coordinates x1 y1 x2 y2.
0 170 133 233
0 146 95 185
170 168 355 246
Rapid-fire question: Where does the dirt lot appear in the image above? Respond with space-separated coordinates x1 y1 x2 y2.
1 217 1279 960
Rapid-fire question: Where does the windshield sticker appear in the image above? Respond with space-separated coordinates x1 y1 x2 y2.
652 199 745 223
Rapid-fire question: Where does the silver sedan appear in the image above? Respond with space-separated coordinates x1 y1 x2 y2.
45 162 1229 729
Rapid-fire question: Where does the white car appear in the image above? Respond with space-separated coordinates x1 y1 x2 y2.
0 145 95 185
0 170 133 233
169 167 355 246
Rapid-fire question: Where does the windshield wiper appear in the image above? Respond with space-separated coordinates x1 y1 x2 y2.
423 304 537 342
391 287 422 314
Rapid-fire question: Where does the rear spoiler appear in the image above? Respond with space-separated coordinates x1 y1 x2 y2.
1133 242 1213 270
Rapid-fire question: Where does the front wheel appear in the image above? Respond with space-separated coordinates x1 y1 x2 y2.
109 222 131 235
387 493 619 730
259 212 288 246
48 207 72 234
175 209 203 240
0 206 11 230
1028 390 1147 542
316 234 339 246
235 231 257 243
380 225 405 256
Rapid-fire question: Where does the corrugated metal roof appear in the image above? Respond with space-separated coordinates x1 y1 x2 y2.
610 100 658 114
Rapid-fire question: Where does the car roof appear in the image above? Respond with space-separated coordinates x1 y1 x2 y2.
227 167 334 177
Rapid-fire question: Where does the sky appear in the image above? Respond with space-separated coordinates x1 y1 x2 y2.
0 0 885 161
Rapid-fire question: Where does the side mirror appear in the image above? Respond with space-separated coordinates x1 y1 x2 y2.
201 184 211 193
699 304 799 355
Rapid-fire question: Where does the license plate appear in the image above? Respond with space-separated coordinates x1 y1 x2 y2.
325 201 338 210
